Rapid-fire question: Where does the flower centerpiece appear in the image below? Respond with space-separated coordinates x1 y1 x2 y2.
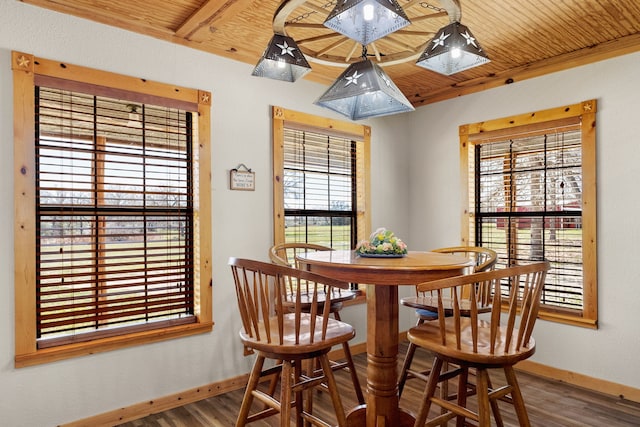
355 228 408 257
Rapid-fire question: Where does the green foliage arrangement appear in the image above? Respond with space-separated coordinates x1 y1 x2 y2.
355 228 408 256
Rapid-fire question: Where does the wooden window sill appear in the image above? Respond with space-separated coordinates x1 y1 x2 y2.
15 322 213 368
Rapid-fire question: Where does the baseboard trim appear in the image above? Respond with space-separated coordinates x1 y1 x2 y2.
62 333 639 426
60 374 250 427
515 359 640 402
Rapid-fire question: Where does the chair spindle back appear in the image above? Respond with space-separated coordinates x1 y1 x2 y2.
229 257 350 348
416 261 549 355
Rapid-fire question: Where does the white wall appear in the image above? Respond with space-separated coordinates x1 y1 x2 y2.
406 51 640 390
1 1 638 426
0 2 411 426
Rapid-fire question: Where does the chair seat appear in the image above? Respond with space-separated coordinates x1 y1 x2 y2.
240 313 356 356
407 317 536 367
415 308 438 320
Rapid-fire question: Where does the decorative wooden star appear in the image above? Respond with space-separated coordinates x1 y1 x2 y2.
16 55 30 69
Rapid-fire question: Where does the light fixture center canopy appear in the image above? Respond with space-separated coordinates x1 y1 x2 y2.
323 0 411 46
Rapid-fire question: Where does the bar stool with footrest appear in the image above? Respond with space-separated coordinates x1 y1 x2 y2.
269 243 365 405
229 257 358 426
408 261 550 427
398 246 498 397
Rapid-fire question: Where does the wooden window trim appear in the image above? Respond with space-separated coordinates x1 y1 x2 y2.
460 100 597 328
272 106 371 294
12 51 213 367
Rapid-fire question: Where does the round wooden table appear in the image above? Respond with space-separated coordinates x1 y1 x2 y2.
296 250 473 427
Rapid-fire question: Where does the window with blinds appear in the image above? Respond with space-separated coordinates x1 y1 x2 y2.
282 128 357 250
272 107 370 294
35 85 196 347
472 126 582 310
461 100 597 327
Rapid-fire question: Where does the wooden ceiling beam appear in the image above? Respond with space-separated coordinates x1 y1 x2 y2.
175 0 255 42
175 0 229 39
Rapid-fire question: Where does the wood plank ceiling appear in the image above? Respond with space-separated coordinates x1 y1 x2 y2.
21 0 640 107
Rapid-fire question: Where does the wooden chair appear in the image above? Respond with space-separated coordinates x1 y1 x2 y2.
408 261 550 427
269 243 365 404
398 246 498 396
229 257 356 427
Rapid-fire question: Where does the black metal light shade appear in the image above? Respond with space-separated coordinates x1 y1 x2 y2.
251 34 311 82
323 0 411 46
314 59 414 121
416 21 490 75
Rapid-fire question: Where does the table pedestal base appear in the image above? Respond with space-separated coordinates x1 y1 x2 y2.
345 405 416 427
296 251 471 427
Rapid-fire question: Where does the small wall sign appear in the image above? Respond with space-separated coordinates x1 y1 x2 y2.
230 164 255 191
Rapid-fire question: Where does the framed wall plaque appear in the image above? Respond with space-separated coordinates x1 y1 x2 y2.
230 164 255 191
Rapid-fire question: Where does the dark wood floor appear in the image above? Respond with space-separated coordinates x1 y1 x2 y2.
118 342 640 426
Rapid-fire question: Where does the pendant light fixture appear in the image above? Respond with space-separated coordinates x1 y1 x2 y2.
314 48 414 121
415 2 489 75
252 0 490 120
323 0 411 46
251 33 311 82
